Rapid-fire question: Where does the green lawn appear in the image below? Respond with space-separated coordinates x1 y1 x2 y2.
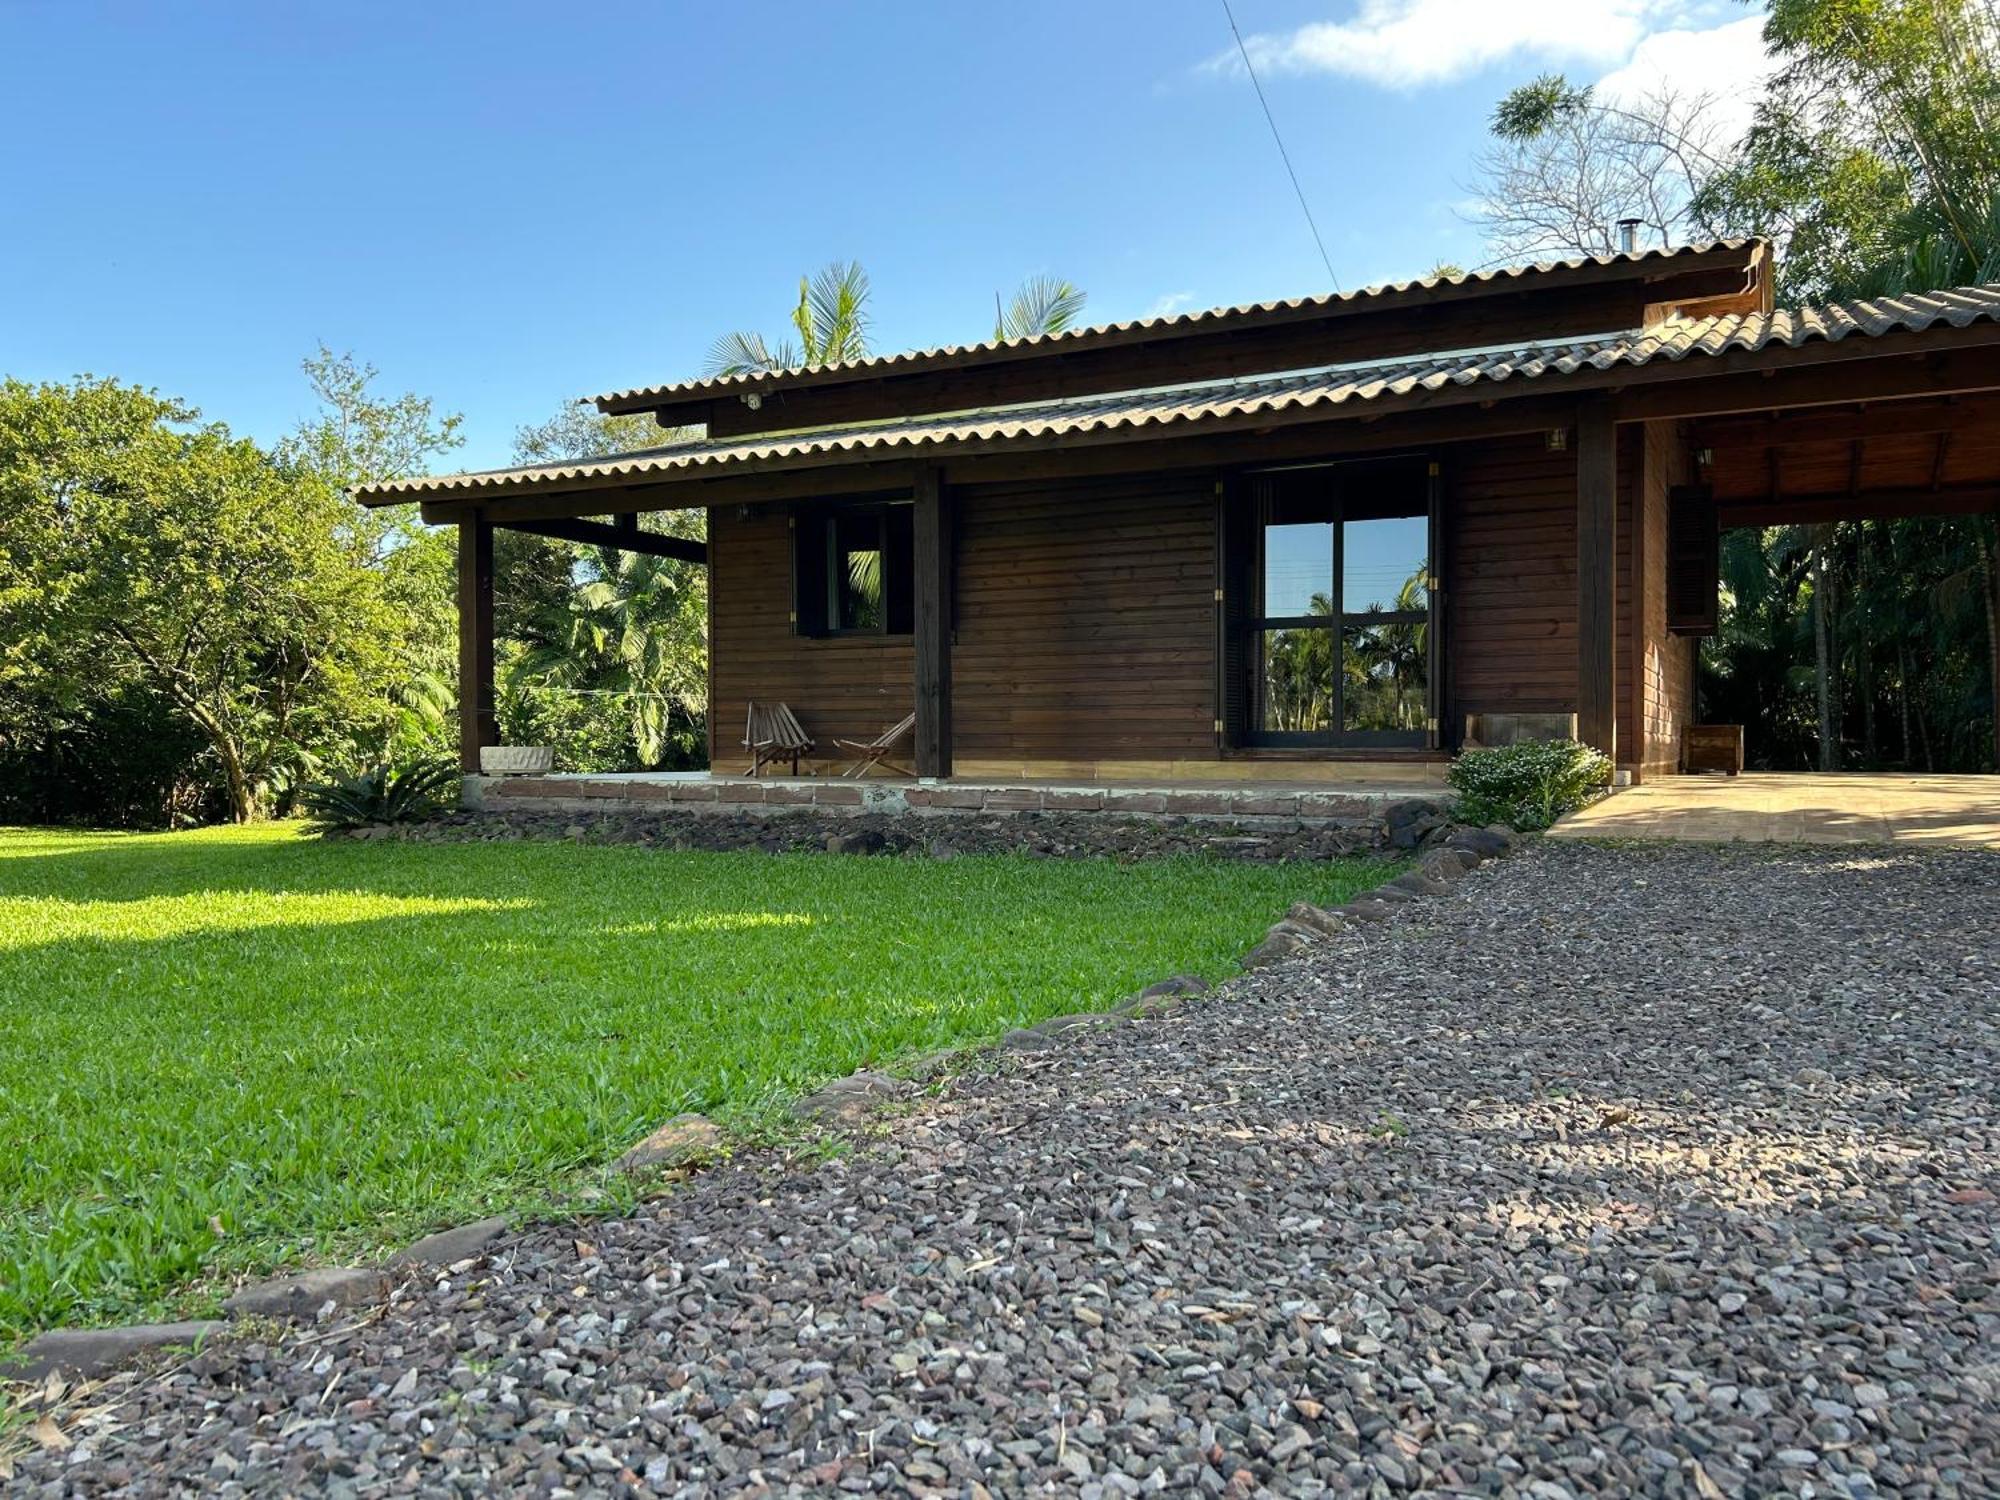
0 822 1389 1340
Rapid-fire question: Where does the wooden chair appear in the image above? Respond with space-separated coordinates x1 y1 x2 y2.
743 701 814 776
833 712 917 779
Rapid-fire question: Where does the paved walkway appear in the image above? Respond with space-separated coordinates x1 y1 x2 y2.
13 843 1999 1496
1549 771 2000 848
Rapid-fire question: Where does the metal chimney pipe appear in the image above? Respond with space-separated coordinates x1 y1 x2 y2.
1617 218 1642 254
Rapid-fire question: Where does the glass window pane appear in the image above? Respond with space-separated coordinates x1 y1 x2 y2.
1342 514 1428 614
1342 622 1428 732
1262 522 1333 618
833 512 883 631
1258 626 1334 733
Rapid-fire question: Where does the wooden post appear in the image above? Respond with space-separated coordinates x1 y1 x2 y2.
458 513 497 773
1576 397 1618 759
912 467 953 778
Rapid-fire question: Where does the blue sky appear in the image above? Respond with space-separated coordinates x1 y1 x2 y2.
2 2 1767 470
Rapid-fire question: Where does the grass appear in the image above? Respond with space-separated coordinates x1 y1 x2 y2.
0 822 1393 1341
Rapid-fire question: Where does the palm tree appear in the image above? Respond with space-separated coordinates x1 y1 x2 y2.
706 261 873 377
993 275 1087 342
508 541 707 767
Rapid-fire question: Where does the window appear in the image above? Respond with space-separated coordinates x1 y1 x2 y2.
1236 459 1434 747
793 503 914 636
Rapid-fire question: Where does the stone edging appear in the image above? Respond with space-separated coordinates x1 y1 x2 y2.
0 823 1518 1390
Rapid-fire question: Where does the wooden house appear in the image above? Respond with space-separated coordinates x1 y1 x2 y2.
357 241 2000 795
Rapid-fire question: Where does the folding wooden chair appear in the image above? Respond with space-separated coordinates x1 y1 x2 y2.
743 701 814 776
833 711 917 779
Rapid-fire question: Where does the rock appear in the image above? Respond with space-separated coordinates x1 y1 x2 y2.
1386 870 1451 898
825 829 887 856
1242 933 1307 969
1334 899 1398 923
793 1069 915 1127
927 838 959 860
999 1027 1053 1052
223 1267 390 1321
1036 1012 1116 1038
1364 883 1419 904
390 1216 510 1270
1443 827 1510 860
1285 902 1348 937
615 1113 724 1173
1138 974 1210 1000
1419 850 1476 882
0 1321 228 1382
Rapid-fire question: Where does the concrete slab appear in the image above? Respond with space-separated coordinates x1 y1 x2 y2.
1548 772 2000 849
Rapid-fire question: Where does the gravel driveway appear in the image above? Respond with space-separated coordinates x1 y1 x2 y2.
16 840 1999 1498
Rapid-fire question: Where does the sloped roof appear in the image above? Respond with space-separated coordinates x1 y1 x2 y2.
360 284 2000 504
588 240 1767 412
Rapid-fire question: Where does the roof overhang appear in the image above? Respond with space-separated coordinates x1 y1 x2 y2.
364 287 2000 523
593 241 1772 439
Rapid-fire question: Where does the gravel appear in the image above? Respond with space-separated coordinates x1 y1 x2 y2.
13 840 1998 1497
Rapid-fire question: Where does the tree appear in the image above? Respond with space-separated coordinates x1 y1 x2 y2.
494 406 710 770
0 379 425 821
707 261 873 377
993 275 1087 341
1468 73 1737 259
1696 0 2000 301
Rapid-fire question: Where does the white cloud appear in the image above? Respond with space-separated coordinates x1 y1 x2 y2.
1210 0 1668 90
1593 14 1771 140
1145 291 1197 319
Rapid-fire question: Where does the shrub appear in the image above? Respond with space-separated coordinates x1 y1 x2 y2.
1447 739 1612 831
299 759 458 830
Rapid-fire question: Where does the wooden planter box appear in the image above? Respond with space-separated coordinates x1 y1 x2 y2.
1682 724 1745 775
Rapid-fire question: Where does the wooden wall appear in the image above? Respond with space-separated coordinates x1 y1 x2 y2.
709 435 1664 773
707 505 913 768
1444 434 1579 724
952 474 1216 759
706 474 1217 769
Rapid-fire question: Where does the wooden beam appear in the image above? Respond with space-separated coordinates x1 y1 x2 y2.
911 466 953 778
496 516 707 564
1717 483 2000 528
457 515 497 774
1691 391 2000 449
1576 397 1619 758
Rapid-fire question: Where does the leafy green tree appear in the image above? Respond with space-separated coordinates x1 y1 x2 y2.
0 379 425 821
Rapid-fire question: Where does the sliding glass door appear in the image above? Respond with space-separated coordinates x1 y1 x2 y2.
1239 458 1435 748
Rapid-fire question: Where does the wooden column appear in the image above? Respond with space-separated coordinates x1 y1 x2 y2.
1576 397 1618 758
457 513 497 773
912 466 954 777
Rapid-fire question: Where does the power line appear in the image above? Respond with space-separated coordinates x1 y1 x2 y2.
1220 0 1339 291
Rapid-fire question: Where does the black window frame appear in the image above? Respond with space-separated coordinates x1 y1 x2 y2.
792 501 914 639
1240 460 1434 750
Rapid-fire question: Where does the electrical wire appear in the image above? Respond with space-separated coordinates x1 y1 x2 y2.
1221 0 1340 291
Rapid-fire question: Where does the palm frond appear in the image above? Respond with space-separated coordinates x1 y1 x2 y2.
797 260 871 366
704 329 796 378
994 275 1088 342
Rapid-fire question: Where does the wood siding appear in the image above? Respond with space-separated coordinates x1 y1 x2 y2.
707 505 913 768
1444 435 1578 725
951 474 1217 758
710 437 1651 771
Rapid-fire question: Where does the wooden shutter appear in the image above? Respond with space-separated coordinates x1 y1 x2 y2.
790 511 829 637
1215 473 1261 748
1666 484 1718 636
